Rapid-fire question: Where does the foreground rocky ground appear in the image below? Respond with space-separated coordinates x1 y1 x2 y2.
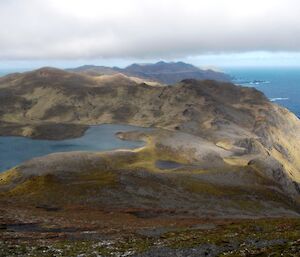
0 204 299 257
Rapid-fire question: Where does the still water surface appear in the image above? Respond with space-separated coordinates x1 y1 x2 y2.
0 124 150 172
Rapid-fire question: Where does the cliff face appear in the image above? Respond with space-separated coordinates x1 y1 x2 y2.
0 68 299 216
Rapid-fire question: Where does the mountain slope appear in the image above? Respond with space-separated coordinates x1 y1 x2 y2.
0 67 299 217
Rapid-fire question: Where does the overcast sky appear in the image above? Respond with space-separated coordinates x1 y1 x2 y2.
1 0 300 69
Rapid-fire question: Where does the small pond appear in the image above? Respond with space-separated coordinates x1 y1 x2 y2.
155 160 183 170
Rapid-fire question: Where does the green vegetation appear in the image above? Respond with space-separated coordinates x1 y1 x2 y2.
2 170 117 205
0 168 20 186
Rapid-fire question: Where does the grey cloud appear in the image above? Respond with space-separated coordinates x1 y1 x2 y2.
1 0 300 60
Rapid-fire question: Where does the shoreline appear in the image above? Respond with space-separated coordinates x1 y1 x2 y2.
0 121 155 140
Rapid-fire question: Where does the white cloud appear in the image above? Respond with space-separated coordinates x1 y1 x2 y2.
1 0 300 60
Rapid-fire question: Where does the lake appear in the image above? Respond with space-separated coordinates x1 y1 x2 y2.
0 124 150 172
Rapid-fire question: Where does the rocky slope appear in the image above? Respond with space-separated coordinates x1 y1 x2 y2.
67 61 231 84
0 67 299 217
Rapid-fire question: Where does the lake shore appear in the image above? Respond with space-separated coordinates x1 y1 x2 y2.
0 121 89 140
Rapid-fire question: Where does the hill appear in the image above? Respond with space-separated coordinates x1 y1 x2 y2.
67 61 231 84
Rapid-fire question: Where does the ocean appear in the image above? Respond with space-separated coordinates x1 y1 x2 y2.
225 67 300 118
0 67 300 117
0 69 27 76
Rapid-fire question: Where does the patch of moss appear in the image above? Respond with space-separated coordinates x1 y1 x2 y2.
0 168 20 186
3 170 117 204
8 174 60 197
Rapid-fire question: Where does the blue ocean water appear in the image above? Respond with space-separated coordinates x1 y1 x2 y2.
0 124 150 172
0 69 27 76
226 67 300 118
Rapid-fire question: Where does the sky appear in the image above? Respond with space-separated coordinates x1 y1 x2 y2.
1 0 300 70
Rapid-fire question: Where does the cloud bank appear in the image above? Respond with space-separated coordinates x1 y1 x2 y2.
1 0 300 60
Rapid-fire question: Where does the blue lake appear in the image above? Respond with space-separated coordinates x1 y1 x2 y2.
0 124 150 172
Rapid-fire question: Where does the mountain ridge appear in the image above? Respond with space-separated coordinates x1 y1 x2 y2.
67 61 231 84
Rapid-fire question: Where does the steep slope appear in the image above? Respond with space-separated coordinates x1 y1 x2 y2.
0 67 299 217
67 61 231 84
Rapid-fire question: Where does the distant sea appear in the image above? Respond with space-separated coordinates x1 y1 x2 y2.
0 69 28 77
225 67 300 118
0 67 299 118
